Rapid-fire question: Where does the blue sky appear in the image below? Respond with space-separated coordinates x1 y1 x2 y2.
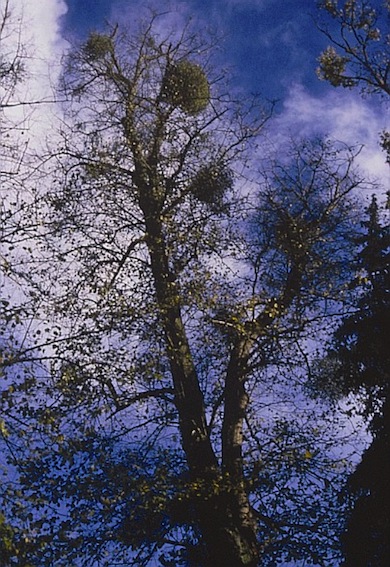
60 0 388 101
61 0 336 101
5 0 389 186
55 0 388 187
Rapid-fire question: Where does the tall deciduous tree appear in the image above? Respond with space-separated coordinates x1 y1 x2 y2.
1 17 368 567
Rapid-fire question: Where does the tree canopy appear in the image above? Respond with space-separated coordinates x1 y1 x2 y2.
0 6 387 567
317 0 390 96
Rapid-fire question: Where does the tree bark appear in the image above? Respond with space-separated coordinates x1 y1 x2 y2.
137 182 259 565
214 338 259 567
140 194 217 472
122 72 261 559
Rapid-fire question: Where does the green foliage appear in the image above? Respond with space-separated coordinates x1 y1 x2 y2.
189 163 233 211
317 0 390 96
332 196 389 413
317 46 356 88
0 513 16 564
161 60 210 114
83 33 113 60
309 195 389 408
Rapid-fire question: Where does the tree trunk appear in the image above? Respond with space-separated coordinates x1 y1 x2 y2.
197 496 259 566
206 338 259 567
139 202 214 462
138 185 259 565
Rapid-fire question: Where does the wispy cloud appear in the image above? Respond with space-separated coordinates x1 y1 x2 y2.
269 84 389 186
109 0 206 40
7 0 68 100
3 0 69 148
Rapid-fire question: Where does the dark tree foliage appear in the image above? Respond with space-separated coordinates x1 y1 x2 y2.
338 196 390 566
341 401 390 567
313 195 390 566
330 196 390 410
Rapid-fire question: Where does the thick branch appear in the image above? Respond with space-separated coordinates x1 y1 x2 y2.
140 201 217 474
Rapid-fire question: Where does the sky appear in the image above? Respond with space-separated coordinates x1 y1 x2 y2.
1 2 387 564
62 0 329 100
5 0 388 194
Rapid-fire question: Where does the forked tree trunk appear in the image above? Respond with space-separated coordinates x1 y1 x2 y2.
196 492 259 567
138 183 259 566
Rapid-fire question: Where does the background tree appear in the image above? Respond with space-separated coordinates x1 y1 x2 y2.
335 196 389 566
316 2 390 563
317 0 389 160
309 194 389 566
0 15 370 567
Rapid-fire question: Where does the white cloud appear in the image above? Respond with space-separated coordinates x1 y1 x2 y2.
269 84 389 187
2 0 69 148
5 0 68 100
109 0 199 41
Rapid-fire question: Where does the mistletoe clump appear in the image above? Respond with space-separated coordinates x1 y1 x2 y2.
189 163 233 210
162 60 210 114
317 46 356 88
83 33 113 60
